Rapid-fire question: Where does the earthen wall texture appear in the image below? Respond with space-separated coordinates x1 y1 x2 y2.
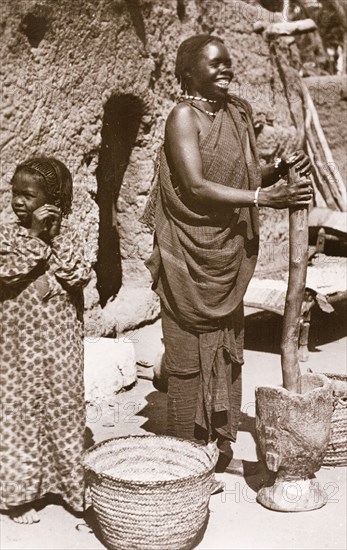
1 0 326 334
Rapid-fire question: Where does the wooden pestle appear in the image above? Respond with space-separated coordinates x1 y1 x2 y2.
280 166 309 393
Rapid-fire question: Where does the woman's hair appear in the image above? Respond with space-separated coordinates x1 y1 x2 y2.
11 156 73 216
175 34 224 92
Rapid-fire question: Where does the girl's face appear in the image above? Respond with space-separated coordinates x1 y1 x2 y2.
11 170 49 226
187 41 233 100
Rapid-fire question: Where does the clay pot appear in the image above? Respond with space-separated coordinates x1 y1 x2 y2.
255 372 333 512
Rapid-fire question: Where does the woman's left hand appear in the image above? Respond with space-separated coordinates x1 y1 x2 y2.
282 150 312 178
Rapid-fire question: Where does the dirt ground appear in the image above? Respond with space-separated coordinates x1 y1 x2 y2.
1 307 346 550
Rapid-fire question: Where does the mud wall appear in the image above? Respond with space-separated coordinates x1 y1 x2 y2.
1 0 314 334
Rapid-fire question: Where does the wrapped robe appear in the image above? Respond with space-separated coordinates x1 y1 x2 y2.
146 95 261 441
0 221 91 511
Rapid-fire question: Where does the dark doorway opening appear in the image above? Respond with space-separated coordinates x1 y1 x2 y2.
20 13 48 48
95 94 143 307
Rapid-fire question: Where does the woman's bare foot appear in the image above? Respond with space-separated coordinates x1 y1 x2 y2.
10 504 40 524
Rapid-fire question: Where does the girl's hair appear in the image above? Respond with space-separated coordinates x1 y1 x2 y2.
175 34 224 92
11 157 73 216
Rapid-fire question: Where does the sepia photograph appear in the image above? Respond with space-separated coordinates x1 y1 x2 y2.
0 0 346 549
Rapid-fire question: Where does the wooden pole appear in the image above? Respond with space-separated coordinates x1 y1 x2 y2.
302 93 335 207
280 167 309 393
302 83 347 210
305 126 340 209
264 19 317 40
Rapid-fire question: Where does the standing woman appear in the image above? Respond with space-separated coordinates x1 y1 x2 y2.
145 35 312 468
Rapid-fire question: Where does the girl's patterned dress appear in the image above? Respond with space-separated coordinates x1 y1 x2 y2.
0 221 91 512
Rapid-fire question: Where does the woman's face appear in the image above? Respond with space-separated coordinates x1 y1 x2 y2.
11 170 49 226
187 41 233 100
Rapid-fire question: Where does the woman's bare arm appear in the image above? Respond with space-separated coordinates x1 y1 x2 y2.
165 103 257 207
165 104 312 209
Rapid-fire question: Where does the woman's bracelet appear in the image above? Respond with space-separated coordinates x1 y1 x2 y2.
254 186 261 208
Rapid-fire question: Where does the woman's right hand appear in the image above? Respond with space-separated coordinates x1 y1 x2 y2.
258 174 313 209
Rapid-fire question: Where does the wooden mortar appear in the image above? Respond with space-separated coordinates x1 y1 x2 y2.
255 166 333 512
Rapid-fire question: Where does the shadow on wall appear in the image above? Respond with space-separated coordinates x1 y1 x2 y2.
95 94 143 307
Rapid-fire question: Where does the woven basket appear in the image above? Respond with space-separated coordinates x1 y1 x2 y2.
83 435 219 550
322 373 347 467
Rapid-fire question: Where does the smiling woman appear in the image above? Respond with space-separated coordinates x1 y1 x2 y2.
177 37 233 103
144 34 313 481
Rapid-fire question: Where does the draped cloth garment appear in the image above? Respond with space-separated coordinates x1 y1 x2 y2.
145 96 261 440
0 222 91 511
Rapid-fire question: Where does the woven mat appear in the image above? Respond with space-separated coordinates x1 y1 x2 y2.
244 256 347 316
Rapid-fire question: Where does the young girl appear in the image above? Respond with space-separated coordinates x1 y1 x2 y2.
0 157 92 523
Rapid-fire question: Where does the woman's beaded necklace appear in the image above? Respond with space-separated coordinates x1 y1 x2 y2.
179 94 219 117
204 110 218 117
183 94 217 104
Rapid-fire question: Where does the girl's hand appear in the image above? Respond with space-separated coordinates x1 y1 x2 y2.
47 207 61 240
29 205 61 239
259 175 313 209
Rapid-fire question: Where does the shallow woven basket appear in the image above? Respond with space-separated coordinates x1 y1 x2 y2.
83 435 219 550
322 373 347 467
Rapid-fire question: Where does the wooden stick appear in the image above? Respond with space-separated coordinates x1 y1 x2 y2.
264 19 317 40
303 96 326 207
300 79 344 209
302 82 347 210
306 141 331 208
281 167 309 393
306 126 340 209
